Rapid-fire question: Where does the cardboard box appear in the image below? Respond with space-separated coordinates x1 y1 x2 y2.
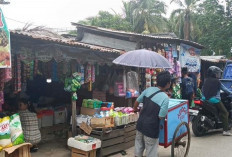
3 143 32 157
90 117 114 128
71 148 96 157
81 107 99 116
68 137 101 151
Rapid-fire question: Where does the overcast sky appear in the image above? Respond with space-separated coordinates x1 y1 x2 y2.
0 0 226 31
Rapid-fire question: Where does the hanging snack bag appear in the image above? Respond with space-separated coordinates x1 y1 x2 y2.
0 116 12 150
10 113 24 145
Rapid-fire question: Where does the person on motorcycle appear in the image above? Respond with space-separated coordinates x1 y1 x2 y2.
202 66 232 136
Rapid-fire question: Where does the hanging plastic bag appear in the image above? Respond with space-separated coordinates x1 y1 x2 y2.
126 71 140 98
10 113 24 145
114 74 126 97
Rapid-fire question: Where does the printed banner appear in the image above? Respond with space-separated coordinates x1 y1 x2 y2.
179 43 201 72
0 8 11 68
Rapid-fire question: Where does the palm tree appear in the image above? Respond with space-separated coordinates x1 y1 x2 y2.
123 0 167 33
122 1 136 25
170 0 198 40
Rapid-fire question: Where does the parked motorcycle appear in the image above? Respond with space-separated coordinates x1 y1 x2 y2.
191 92 232 136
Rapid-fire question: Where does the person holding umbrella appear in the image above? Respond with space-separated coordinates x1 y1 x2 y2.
133 71 171 157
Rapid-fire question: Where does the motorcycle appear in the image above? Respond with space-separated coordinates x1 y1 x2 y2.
191 92 232 136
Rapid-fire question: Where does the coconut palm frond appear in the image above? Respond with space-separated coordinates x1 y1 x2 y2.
170 0 185 7
170 9 184 20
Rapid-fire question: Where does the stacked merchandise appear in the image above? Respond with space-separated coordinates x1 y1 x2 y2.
68 135 101 152
36 106 67 128
112 107 139 126
78 100 139 128
78 100 114 128
82 99 102 109
0 114 24 151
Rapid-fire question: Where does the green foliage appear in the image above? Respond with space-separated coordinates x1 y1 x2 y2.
78 0 168 33
170 0 198 40
77 0 232 57
169 0 232 57
78 11 132 32
68 30 77 35
130 0 168 33
194 0 232 57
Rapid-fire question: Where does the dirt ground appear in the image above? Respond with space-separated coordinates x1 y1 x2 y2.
31 128 232 157
31 138 170 157
31 138 70 157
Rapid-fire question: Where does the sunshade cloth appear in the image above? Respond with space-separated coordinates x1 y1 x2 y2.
113 49 172 69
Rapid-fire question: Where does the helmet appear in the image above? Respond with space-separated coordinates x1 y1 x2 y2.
207 66 223 78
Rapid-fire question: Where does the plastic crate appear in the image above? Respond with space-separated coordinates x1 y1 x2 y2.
40 110 54 127
54 110 66 124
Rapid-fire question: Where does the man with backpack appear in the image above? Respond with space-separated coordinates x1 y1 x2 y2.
133 71 171 157
181 67 194 107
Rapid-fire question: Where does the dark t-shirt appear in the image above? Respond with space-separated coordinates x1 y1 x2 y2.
181 77 194 96
202 78 221 100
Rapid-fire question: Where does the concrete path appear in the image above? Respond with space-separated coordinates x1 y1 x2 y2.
32 128 232 157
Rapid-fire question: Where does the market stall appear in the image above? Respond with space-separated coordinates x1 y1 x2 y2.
68 47 193 156
111 49 190 156
1 26 200 157
0 27 129 156
0 8 32 157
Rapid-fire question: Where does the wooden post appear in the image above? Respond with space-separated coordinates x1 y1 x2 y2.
72 93 77 137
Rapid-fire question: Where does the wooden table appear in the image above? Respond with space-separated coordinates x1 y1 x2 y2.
89 123 136 157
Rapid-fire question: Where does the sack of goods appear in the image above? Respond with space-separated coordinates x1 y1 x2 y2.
0 116 12 150
10 113 24 145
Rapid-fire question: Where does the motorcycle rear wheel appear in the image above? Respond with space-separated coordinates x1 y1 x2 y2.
192 114 207 136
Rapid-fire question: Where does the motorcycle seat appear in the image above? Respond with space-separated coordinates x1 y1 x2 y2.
202 101 219 117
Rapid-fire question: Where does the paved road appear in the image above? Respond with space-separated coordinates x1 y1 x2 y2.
32 126 232 157
110 126 232 157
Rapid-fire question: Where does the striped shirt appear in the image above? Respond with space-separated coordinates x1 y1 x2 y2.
19 110 41 145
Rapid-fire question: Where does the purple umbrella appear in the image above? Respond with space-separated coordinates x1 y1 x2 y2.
113 49 172 69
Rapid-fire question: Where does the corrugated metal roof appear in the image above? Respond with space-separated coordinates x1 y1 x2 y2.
10 30 124 54
72 23 204 49
200 56 227 62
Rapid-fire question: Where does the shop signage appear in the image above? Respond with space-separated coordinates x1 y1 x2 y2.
0 8 11 68
179 43 201 72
